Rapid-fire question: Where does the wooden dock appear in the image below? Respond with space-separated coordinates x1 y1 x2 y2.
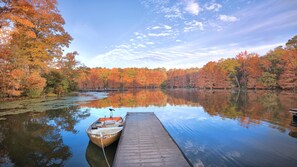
113 112 191 167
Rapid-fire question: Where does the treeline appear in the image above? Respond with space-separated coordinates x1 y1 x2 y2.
195 39 297 90
0 0 79 98
76 37 297 90
77 67 167 89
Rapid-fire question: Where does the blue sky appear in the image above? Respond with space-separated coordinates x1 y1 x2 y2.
58 0 297 69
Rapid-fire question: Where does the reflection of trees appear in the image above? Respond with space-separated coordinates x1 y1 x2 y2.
81 90 168 108
79 89 297 137
198 90 296 133
166 89 200 106
0 106 90 166
81 89 203 109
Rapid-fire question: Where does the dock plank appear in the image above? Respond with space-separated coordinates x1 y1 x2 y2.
113 112 191 167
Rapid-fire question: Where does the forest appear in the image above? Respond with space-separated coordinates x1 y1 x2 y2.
0 0 296 98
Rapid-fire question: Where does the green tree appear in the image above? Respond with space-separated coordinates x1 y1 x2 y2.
259 72 277 88
218 58 241 88
43 70 69 96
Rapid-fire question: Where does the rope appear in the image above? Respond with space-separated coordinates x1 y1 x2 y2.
100 133 111 167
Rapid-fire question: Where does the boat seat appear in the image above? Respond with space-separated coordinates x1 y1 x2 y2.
105 120 116 125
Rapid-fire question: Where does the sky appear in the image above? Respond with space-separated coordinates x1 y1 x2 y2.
58 0 297 69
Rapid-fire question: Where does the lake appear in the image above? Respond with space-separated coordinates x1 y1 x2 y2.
0 89 297 167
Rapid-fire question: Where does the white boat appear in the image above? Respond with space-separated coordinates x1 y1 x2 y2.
86 126 123 148
86 108 124 148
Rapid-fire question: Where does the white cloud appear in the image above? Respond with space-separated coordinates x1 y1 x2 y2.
152 26 162 30
205 3 222 11
162 5 183 18
150 25 172 30
184 0 201 15
148 33 171 37
134 32 147 39
146 42 155 45
141 0 201 19
117 44 130 49
137 44 146 48
164 25 172 30
86 40 282 69
184 20 204 32
219 15 239 22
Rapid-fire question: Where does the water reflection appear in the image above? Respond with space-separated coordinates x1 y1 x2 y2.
0 106 90 166
85 141 118 167
82 89 297 134
0 89 296 167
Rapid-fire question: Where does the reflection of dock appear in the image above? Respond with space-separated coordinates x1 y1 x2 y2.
113 112 191 167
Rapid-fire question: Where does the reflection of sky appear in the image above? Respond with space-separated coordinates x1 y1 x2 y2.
76 104 297 167
156 106 297 167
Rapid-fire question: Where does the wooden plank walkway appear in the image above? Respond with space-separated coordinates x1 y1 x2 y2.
113 112 191 167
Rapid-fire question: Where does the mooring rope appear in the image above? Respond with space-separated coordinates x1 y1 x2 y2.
100 133 111 167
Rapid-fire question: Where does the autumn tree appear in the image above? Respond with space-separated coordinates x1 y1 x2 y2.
98 68 110 88
24 72 46 97
0 0 72 97
245 54 264 89
108 68 122 88
218 58 240 88
197 61 231 89
58 51 80 91
76 66 90 90
278 49 297 90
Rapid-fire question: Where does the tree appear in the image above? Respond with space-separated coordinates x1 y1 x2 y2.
24 72 46 97
43 70 69 96
286 35 297 50
58 51 80 91
0 0 72 97
1 0 72 71
218 58 240 88
278 49 297 90
98 68 110 88
108 68 121 88
259 72 277 88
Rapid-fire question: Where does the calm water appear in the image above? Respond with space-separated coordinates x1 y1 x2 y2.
0 89 297 167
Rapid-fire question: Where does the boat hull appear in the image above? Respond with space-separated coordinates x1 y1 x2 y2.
87 131 121 148
86 116 124 148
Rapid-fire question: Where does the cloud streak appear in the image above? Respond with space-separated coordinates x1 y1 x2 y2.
219 15 239 22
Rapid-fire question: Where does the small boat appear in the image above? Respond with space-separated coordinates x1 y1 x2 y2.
86 108 124 148
87 126 123 148
90 116 123 129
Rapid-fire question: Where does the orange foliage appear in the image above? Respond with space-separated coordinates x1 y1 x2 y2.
25 72 46 90
197 62 231 89
278 49 297 90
